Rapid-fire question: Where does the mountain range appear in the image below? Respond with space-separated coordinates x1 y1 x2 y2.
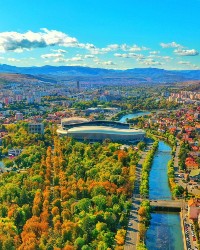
0 64 200 84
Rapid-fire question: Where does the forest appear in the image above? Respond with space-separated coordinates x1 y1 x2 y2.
0 124 140 250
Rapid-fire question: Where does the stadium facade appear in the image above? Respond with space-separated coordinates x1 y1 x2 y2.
57 117 145 143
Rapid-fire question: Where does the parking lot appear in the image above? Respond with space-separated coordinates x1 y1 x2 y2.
183 215 198 250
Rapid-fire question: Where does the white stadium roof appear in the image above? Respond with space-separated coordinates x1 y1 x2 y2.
57 126 145 135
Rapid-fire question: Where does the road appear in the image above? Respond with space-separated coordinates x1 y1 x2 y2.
174 141 180 172
124 145 152 250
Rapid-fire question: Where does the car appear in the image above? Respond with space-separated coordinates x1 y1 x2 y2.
193 237 196 241
128 222 132 226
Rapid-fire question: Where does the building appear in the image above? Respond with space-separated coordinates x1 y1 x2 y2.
57 117 145 143
8 148 22 156
28 123 44 134
189 169 200 182
15 112 23 121
185 157 199 170
188 198 200 220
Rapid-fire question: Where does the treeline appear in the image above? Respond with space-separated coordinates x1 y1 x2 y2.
137 200 151 249
167 159 184 198
0 131 140 249
178 142 190 170
140 140 159 197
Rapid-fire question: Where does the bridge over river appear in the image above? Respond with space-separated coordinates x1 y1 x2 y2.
132 195 185 209
150 200 184 209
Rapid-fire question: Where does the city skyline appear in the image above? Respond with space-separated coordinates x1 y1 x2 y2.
0 0 199 70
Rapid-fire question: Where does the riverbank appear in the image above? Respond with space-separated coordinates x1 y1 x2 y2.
140 140 158 197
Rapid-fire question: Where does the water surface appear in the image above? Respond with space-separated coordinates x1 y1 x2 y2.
0 160 4 168
146 212 184 250
149 141 171 200
119 111 150 123
146 141 184 250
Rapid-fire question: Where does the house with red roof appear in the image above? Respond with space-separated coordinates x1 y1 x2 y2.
188 198 200 220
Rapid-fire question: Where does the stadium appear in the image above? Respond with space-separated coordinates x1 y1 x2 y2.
57 117 145 143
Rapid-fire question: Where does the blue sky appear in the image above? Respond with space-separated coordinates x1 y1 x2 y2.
0 0 199 69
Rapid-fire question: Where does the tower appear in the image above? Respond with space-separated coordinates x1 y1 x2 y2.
77 81 80 91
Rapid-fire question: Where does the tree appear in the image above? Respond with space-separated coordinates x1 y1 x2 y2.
74 237 85 249
138 207 146 218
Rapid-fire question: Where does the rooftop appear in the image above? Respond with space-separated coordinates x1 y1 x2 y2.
61 117 89 125
57 126 145 135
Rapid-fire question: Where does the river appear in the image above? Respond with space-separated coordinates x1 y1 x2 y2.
146 141 184 250
119 111 150 123
119 113 184 249
0 160 4 168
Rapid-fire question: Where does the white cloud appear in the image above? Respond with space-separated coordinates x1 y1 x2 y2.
54 58 68 63
95 60 115 66
51 49 67 53
178 61 190 65
160 42 182 48
0 28 78 53
129 45 149 52
119 44 127 51
78 43 96 50
102 60 115 65
93 58 100 63
69 56 83 62
84 54 95 58
141 58 163 66
86 44 120 54
193 65 200 69
136 54 145 60
7 58 20 62
114 52 139 58
41 53 64 59
148 54 172 62
162 56 172 61
119 44 149 52
148 55 161 59
114 52 145 61
114 53 130 58
174 49 199 56
107 44 120 50
149 51 160 54
54 56 83 63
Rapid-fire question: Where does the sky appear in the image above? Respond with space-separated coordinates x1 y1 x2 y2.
0 0 199 70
